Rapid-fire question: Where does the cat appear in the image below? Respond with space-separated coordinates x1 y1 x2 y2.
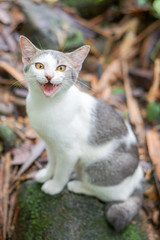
20 36 143 232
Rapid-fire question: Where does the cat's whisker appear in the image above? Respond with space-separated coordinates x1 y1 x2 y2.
68 78 96 93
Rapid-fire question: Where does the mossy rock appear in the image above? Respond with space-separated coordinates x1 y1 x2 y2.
13 180 148 240
0 124 16 152
61 0 114 19
16 0 84 51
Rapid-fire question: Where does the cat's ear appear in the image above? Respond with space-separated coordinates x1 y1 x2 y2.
20 36 40 64
67 45 90 71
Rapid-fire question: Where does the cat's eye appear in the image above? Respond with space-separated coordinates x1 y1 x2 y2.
35 63 44 69
57 65 66 71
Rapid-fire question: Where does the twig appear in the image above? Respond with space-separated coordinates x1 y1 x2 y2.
2 153 11 239
134 19 160 45
122 61 146 149
95 59 121 94
7 191 18 238
147 58 160 102
17 139 45 177
0 155 4 240
146 129 160 182
0 61 26 88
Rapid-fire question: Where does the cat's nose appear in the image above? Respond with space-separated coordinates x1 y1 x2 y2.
45 74 54 82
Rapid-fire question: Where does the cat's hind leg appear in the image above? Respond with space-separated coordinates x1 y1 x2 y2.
35 167 53 183
105 187 143 232
67 180 94 196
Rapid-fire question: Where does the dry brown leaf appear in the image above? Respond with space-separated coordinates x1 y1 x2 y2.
0 153 3 240
95 59 122 95
25 128 38 140
100 86 112 102
10 6 25 31
145 168 152 181
7 191 17 238
146 129 160 181
90 75 99 90
144 185 159 201
13 127 26 141
17 139 45 177
152 209 160 226
135 19 160 44
147 59 160 102
119 18 139 60
2 153 11 240
12 141 33 165
122 61 146 147
0 61 26 88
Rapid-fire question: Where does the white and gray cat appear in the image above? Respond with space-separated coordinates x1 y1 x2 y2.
20 36 143 232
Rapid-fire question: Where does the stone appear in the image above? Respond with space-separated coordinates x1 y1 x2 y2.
13 180 148 240
15 0 85 50
0 124 16 152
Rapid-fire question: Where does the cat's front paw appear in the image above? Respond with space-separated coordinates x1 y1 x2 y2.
41 180 62 195
35 168 52 183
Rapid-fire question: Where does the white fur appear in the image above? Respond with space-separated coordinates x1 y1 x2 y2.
24 51 143 200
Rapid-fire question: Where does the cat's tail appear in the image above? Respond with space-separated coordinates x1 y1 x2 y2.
105 187 143 232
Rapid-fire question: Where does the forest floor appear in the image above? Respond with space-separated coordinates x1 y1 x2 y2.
0 0 160 239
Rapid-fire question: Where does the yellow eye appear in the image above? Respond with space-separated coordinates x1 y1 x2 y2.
57 65 66 71
35 63 44 69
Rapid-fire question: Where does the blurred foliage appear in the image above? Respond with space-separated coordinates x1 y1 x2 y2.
137 0 160 18
146 101 160 122
153 0 160 17
112 87 125 94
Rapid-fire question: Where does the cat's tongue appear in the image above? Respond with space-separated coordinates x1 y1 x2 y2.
42 83 60 97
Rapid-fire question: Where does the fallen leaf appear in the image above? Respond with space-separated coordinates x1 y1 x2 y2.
2 153 11 239
147 58 160 102
95 59 122 95
25 128 38 140
144 185 159 201
17 139 45 177
122 61 146 148
0 61 26 88
146 129 160 181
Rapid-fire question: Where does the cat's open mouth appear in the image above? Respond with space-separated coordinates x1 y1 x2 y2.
38 82 61 97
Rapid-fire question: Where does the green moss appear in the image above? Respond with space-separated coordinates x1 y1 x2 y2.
65 31 84 50
0 124 16 152
146 101 160 122
13 181 148 240
16 182 54 240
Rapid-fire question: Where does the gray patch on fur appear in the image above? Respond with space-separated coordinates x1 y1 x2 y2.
105 188 143 232
89 100 128 145
24 63 32 72
85 144 139 186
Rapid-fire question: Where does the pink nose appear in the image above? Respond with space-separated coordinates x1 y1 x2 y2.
45 74 54 81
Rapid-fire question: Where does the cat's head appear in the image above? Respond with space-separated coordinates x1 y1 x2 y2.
20 36 90 97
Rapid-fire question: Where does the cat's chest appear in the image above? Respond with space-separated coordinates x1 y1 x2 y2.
26 94 78 141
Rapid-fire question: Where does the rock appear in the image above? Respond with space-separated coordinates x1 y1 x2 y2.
61 0 113 19
15 0 85 50
13 180 148 240
0 124 16 152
